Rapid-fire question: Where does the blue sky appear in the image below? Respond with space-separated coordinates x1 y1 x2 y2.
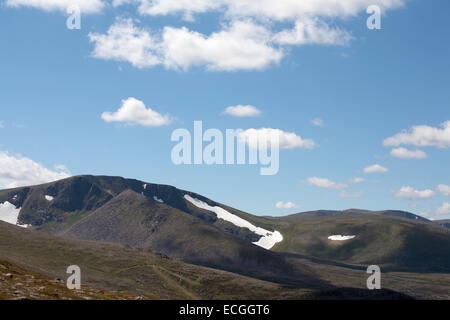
0 0 449 218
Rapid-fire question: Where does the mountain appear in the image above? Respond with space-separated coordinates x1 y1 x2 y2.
271 213 450 272
0 175 449 299
282 208 429 222
0 175 322 287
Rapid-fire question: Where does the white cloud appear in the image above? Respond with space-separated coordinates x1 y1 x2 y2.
349 177 365 184
161 21 283 71
339 191 363 199
307 177 347 190
89 19 283 71
437 184 450 197
89 19 161 69
390 147 427 159
363 164 388 174
120 0 405 21
383 121 450 149
127 0 221 20
90 1 407 72
6 0 105 14
101 97 172 127
436 202 450 215
223 105 261 117
275 201 300 209
239 128 316 150
420 202 450 218
394 186 435 200
311 118 324 127
10 1 407 72
0 150 70 189
273 17 352 46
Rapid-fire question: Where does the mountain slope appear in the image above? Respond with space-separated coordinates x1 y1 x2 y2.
60 189 321 286
1 175 450 277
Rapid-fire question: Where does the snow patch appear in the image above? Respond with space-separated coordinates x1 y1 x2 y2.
12 195 18 200
143 184 147 189
45 195 54 201
184 195 283 250
0 201 23 226
153 196 164 203
328 235 356 241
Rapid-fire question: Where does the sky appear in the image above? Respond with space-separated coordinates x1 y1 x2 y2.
0 0 449 219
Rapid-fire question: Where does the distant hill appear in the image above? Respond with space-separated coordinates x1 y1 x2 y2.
436 220 450 229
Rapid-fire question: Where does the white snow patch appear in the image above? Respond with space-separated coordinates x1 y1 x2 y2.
184 195 283 250
143 184 147 189
153 196 164 203
12 195 18 200
0 201 22 226
45 195 54 201
328 235 356 241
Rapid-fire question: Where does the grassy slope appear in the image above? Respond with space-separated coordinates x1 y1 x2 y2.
0 221 314 300
0 260 142 300
2 221 449 299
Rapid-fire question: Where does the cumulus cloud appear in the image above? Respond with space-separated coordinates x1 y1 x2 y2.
101 97 172 127
421 202 450 218
363 164 388 174
307 177 347 190
223 105 261 117
339 191 363 199
349 177 365 183
275 201 300 209
394 186 435 200
273 17 352 46
117 0 405 21
162 21 282 71
383 121 450 149
89 19 161 69
89 19 282 71
239 128 316 150
9 0 406 72
437 184 450 197
91 1 407 71
436 202 450 215
0 150 70 189
6 0 105 14
311 118 324 127
390 147 427 159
